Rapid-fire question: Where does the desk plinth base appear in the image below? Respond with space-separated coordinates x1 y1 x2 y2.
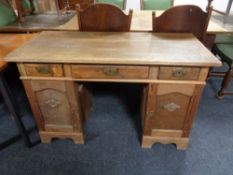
40 131 84 144
142 136 189 150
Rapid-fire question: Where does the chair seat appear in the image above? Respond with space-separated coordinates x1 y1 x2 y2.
215 34 233 44
213 44 233 67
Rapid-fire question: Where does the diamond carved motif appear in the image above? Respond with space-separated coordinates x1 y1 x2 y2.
45 98 61 108
163 102 180 112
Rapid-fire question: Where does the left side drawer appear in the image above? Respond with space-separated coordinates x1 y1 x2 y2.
24 64 64 77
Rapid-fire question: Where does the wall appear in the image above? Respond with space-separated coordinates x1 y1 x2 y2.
126 0 233 12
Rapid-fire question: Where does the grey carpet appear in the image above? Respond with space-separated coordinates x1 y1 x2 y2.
0 64 233 175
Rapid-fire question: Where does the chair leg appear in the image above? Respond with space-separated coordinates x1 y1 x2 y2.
217 68 233 99
0 72 32 147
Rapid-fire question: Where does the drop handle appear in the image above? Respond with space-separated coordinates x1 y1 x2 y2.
103 67 118 76
36 66 50 74
172 68 187 77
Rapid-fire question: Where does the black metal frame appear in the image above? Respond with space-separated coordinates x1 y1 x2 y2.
0 70 32 148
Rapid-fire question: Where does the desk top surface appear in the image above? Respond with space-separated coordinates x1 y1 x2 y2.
0 34 36 71
4 31 221 67
58 10 230 34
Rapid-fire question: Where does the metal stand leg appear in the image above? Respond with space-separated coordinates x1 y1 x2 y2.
0 72 32 147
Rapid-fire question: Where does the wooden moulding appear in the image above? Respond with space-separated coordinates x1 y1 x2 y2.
199 67 209 81
151 129 183 137
142 136 189 150
40 131 84 144
19 76 206 85
17 63 27 76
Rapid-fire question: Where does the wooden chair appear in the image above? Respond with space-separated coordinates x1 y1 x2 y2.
95 0 127 10
77 3 133 32
210 34 233 99
141 0 174 10
15 0 35 22
0 0 17 26
152 5 213 42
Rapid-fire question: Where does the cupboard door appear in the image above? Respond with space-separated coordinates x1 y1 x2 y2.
24 80 83 133
143 83 195 136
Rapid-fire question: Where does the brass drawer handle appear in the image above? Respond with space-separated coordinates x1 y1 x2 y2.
36 66 50 74
103 67 118 76
172 68 187 77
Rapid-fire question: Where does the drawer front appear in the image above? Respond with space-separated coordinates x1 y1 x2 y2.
24 64 63 77
159 66 200 80
71 65 149 79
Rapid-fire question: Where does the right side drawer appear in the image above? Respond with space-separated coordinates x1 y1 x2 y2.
158 66 201 80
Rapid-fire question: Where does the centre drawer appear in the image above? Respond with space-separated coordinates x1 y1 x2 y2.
158 66 201 80
71 65 149 79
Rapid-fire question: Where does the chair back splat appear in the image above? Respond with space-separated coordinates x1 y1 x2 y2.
153 5 213 42
77 3 132 32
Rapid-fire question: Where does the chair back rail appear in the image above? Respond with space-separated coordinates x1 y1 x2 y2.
77 3 132 32
152 5 213 42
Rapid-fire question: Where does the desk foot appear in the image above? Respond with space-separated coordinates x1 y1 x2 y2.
40 131 84 144
142 136 189 150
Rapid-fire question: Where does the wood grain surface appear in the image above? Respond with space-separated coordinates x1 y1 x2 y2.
0 34 36 70
4 31 221 67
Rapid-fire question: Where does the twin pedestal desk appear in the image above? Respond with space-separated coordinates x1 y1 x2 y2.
5 31 221 150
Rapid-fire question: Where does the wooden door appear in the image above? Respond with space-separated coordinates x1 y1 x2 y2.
142 83 203 137
23 80 83 133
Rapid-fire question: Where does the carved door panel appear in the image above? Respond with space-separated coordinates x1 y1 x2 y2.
36 88 73 132
26 80 83 133
143 83 195 136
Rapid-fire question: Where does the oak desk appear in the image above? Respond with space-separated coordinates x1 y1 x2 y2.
0 34 36 147
4 31 221 150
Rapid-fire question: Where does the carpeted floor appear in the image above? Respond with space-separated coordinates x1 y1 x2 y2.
0 64 233 175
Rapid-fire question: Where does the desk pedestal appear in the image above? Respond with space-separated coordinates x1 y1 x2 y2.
18 63 209 150
22 80 86 144
141 83 204 150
